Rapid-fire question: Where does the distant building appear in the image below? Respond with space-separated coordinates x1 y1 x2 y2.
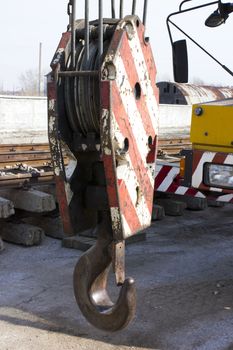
157 81 233 105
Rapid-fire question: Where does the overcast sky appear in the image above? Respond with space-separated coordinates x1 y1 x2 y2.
0 0 232 91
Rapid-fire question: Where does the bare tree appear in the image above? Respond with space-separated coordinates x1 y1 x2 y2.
190 77 206 85
18 69 47 96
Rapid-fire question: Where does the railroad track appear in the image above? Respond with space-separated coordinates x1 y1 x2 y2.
0 143 54 188
0 137 191 188
158 136 191 156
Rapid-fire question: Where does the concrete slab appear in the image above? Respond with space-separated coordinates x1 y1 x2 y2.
172 194 208 210
23 215 65 239
208 199 225 207
152 204 165 221
0 189 56 213
0 197 15 218
1 205 233 349
155 198 187 216
1 222 45 246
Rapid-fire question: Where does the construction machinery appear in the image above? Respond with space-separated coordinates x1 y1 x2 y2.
48 0 159 331
48 0 233 332
155 0 233 203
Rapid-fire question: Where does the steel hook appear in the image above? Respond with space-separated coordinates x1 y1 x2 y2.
73 212 136 331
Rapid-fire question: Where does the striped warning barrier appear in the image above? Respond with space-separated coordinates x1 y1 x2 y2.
155 149 233 203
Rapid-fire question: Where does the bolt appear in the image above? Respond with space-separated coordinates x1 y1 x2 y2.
102 63 116 81
204 132 208 136
125 23 134 40
195 107 203 116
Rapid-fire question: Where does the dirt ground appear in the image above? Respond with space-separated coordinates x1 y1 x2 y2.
1 204 233 350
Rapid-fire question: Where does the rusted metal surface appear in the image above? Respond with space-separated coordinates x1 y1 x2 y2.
73 211 136 332
158 81 233 105
112 240 125 285
47 29 74 236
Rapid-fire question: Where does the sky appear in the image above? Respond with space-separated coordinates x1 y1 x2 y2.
0 0 232 91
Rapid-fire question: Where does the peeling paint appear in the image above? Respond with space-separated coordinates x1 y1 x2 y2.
65 182 74 205
81 144 87 151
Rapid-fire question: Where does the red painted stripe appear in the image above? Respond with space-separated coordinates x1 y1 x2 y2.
192 150 205 174
166 182 179 193
102 154 119 207
51 32 71 69
212 152 227 164
136 24 159 105
118 179 143 234
118 32 157 138
147 136 157 164
100 81 111 109
47 82 56 100
112 83 154 212
165 174 182 193
154 165 174 189
55 176 73 235
58 31 71 49
186 188 200 196
107 28 124 54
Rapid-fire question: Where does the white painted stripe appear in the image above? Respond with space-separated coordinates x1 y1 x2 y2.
112 115 154 187
121 214 132 239
217 193 233 202
116 161 152 228
194 192 206 198
192 152 216 188
128 33 159 134
157 167 179 192
209 187 222 192
115 137 152 228
175 186 188 195
114 56 154 183
224 154 233 165
155 165 163 177
110 207 123 233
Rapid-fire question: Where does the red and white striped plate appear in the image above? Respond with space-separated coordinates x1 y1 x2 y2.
100 17 159 240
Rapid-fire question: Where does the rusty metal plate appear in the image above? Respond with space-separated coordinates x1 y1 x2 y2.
100 16 159 240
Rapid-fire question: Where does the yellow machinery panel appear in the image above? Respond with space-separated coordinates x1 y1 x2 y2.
190 98 233 152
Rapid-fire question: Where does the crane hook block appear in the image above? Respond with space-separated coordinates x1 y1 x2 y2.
47 15 159 331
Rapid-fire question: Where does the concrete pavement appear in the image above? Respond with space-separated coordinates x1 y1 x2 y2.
1 204 233 349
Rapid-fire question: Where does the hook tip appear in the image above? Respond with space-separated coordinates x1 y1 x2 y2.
125 277 135 285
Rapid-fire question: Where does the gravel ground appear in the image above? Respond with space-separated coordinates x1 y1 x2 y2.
1 204 233 350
